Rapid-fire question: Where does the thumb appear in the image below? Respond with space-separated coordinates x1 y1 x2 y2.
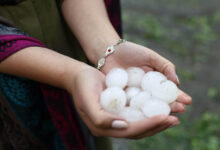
149 51 179 85
91 110 128 129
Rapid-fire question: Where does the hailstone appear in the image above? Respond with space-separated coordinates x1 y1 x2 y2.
100 87 127 113
119 107 145 122
127 67 145 87
141 71 167 91
125 87 141 102
105 68 128 88
142 99 171 117
130 91 151 110
151 80 179 103
101 68 180 121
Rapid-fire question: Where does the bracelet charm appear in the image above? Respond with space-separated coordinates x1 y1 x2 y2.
97 39 126 70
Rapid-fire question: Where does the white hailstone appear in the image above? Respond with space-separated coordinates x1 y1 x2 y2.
130 91 151 110
100 87 127 114
142 99 171 117
105 68 128 89
125 87 141 102
141 71 167 91
151 80 179 103
119 107 145 122
127 67 145 87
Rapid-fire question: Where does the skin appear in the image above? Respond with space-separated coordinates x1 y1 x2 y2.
0 47 89 90
0 0 192 140
62 0 191 138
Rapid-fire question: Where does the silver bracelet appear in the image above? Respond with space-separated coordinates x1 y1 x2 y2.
97 39 126 70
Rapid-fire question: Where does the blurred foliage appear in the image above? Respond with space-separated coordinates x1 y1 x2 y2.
213 10 220 24
130 112 220 150
124 14 167 40
207 87 220 100
177 68 195 80
119 1 220 150
164 40 189 57
142 16 166 40
123 6 220 61
177 15 218 43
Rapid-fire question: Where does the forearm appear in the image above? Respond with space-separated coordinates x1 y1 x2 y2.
61 0 120 65
0 46 88 92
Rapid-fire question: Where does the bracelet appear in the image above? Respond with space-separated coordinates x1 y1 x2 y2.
97 39 126 70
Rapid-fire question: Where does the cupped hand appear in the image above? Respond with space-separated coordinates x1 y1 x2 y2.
71 67 179 139
101 41 192 113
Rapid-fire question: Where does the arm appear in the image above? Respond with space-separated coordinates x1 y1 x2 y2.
61 0 191 104
0 46 88 92
0 40 179 139
0 21 89 91
61 0 120 65
61 0 180 82
61 0 192 137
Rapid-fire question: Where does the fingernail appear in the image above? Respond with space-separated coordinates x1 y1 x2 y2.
171 121 180 127
181 104 186 112
186 95 192 101
176 75 180 85
112 120 128 129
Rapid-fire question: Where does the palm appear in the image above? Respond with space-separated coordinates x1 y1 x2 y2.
101 41 176 83
72 67 105 122
101 42 152 73
71 67 180 138
101 41 191 113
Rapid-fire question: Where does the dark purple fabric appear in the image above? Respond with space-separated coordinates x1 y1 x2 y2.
0 34 86 150
0 1 122 149
105 0 122 36
0 35 44 61
40 85 86 150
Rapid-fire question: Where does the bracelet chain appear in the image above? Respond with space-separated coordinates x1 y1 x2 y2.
97 39 126 70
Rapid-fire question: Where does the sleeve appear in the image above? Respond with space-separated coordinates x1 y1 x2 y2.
0 22 45 62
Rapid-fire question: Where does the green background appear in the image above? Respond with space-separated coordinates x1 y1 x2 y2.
112 0 220 150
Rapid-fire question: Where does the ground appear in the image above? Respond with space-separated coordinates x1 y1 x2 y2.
112 0 220 150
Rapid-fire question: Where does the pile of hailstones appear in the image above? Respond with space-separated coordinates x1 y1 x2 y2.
100 67 179 122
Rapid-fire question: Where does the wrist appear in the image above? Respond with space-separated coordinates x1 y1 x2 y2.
97 39 126 70
84 33 120 65
63 60 90 93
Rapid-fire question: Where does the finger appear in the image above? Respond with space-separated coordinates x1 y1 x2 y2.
106 115 169 138
170 101 185 113
133 121 179 139
75 70 127 129
148 50 179 85
130 115 179 139
77 104 128 137
133 124 171 139
176 90 192 105
87 115 177 138
82 90 126 129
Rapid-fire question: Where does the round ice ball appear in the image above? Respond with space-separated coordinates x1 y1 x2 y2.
151 80 179 103
130 91 151 110
142 100 171 117
125 87 141 102
127 67 145 87
141 71 167 91
100 87 127 113
119 107 145 122
105 68 128 88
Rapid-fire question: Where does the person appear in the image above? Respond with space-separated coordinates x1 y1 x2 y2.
0 0 192 150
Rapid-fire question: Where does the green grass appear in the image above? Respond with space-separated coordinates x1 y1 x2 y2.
207 87 220 100
177 68 195 80
130 112 220 150
120 1 220 150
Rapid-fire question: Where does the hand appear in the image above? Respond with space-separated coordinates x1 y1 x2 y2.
70 66 180 139
101 41 192 113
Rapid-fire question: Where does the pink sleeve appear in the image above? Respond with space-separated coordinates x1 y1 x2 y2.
0 34 45 62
